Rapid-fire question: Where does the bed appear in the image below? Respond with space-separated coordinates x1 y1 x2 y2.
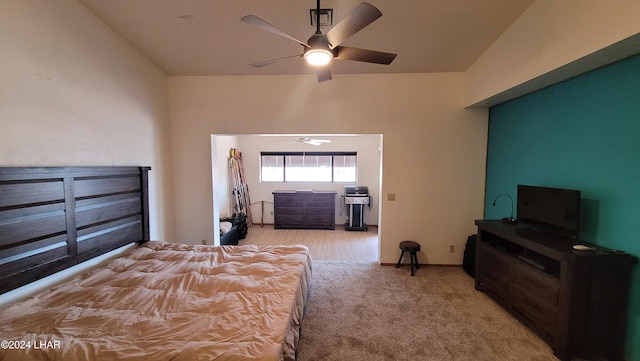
0 167 312 361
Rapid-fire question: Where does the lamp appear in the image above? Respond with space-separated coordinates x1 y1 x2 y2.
303 48 333 66
492 193 517 223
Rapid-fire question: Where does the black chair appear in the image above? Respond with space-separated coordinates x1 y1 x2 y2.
396 240 421 276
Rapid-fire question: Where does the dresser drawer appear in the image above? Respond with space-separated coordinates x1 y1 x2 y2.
304 195 334 207
510 283 557 335
303 213 333 225
478 243 510 274
274 194 303 207
476 243 510 298
477 268 508 298
275 214 303 225
275 206 303 215
511 260 559 306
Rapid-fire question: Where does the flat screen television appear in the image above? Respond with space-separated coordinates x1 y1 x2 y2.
517 185 581 239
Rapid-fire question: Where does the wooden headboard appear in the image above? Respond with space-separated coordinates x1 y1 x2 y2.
0 166 150 295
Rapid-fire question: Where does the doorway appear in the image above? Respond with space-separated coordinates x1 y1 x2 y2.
210 134 383 260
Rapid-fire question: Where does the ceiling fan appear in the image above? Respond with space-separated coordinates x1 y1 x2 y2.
241 1 397 82
291 137 332 146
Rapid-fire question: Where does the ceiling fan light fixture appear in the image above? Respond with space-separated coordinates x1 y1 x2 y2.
304 48 333 66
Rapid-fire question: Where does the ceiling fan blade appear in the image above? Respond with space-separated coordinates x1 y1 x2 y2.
306 139 332 145
294 137 331 146
249 54 303 68
334 46 397 65
325 2 382 48
292 137 332 145
317 66 332 82
241 15 309 47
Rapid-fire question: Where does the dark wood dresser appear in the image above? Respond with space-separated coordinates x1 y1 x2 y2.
474 220 636 361
273 190 336 229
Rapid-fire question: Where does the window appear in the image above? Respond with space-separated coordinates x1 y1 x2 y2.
261 152 357 183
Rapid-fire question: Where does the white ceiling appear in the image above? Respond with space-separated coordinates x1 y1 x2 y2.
78 0 535 77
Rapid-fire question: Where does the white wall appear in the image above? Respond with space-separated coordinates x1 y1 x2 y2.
465 0 640 107
169 73 488 265
0 0 172 303
0 0 172 241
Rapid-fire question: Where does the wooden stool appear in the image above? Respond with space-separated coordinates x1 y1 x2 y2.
396 240 421 276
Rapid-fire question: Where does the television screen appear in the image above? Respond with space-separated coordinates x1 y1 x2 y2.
517 185 581 239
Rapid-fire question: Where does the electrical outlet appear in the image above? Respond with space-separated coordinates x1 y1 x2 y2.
449 245 455 253
387 193 396 201
339 212 342 216
201 239 208 245
270 211 273 215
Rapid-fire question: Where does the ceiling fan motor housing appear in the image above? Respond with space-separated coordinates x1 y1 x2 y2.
306 32 331 51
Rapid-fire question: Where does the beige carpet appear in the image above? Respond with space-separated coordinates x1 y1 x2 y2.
297 261 560 361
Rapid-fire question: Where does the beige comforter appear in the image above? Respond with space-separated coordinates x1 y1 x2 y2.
0 242 312 361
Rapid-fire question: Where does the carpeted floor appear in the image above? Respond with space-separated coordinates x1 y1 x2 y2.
297 261 560 361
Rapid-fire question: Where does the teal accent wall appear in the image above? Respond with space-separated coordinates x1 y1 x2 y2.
485 53 640 359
